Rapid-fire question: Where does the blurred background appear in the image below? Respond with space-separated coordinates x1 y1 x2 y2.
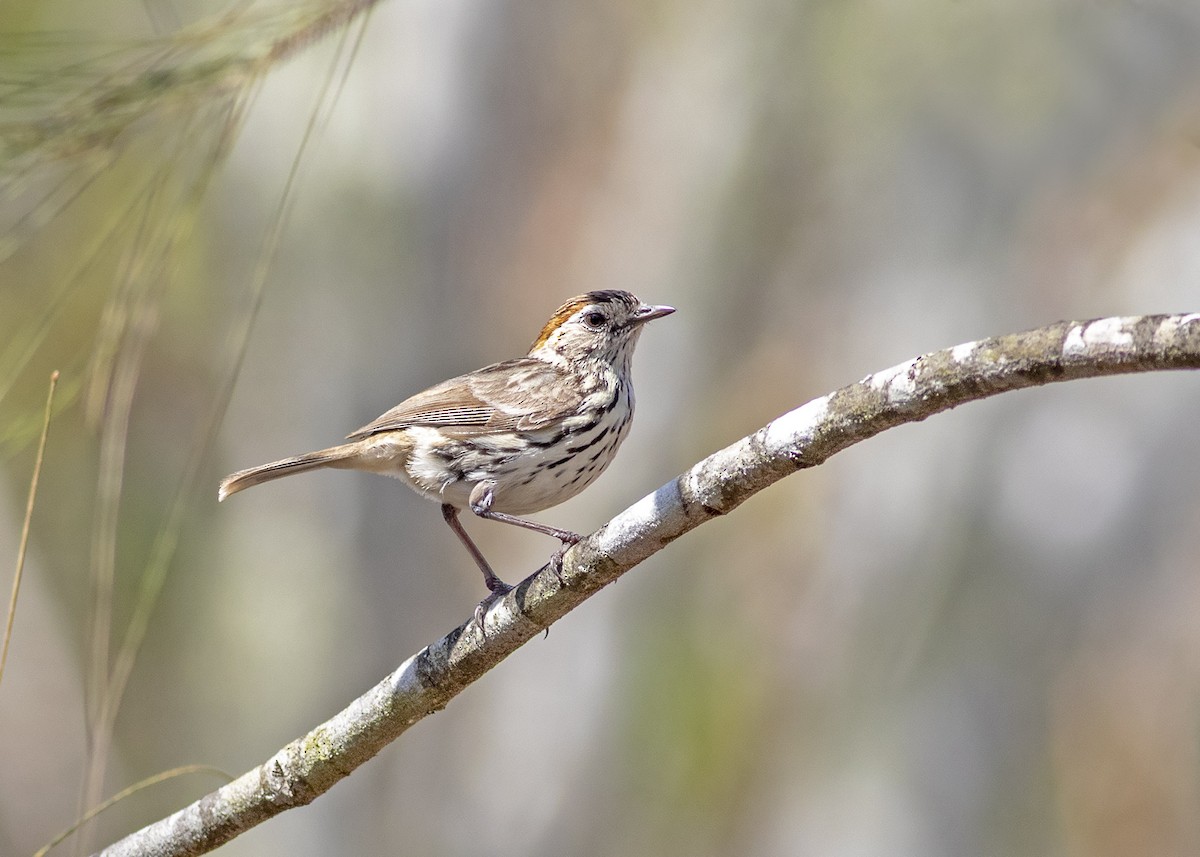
2 0 1200 855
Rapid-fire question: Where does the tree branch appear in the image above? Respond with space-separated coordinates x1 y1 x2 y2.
95 313 1200 857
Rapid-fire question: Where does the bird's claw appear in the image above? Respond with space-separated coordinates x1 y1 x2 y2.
473 582 513 637
548 548 569 588
548 531 581 588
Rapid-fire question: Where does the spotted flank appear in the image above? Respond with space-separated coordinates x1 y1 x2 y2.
401 372 635 515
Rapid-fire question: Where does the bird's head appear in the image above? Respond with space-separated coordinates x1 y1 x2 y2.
528 290 674 368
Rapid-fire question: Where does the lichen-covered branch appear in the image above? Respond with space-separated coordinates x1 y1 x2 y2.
95 313 1200 857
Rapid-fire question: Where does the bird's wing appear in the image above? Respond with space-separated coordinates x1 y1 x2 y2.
345 358 584 439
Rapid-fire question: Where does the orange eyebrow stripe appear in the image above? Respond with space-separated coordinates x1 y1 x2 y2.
529 297 590 351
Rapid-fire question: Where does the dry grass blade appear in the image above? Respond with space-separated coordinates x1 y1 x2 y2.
0 2 387 852
103 10 375 721
0 369 59 691
34 764 232 857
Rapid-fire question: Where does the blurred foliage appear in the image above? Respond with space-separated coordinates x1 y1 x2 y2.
2 1 1200 856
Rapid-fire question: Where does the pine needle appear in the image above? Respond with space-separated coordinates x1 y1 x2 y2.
0 369 59 691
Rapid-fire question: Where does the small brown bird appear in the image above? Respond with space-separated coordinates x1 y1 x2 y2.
219 290 674 601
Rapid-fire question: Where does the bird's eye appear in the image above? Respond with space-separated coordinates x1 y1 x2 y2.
582 311 606 330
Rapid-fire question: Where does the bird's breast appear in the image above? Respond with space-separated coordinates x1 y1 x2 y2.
396 380 636 515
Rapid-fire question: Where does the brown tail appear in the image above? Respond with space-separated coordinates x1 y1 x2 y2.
218 444 362 501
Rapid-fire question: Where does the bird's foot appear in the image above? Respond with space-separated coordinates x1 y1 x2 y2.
547 532 582 588
473 581 513 637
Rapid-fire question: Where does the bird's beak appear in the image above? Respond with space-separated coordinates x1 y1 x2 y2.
631 303 676 326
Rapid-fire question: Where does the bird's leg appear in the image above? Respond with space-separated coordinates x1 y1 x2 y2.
442 503 512 636
441 503 511 595
468 482 580 587
468 482 583 544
